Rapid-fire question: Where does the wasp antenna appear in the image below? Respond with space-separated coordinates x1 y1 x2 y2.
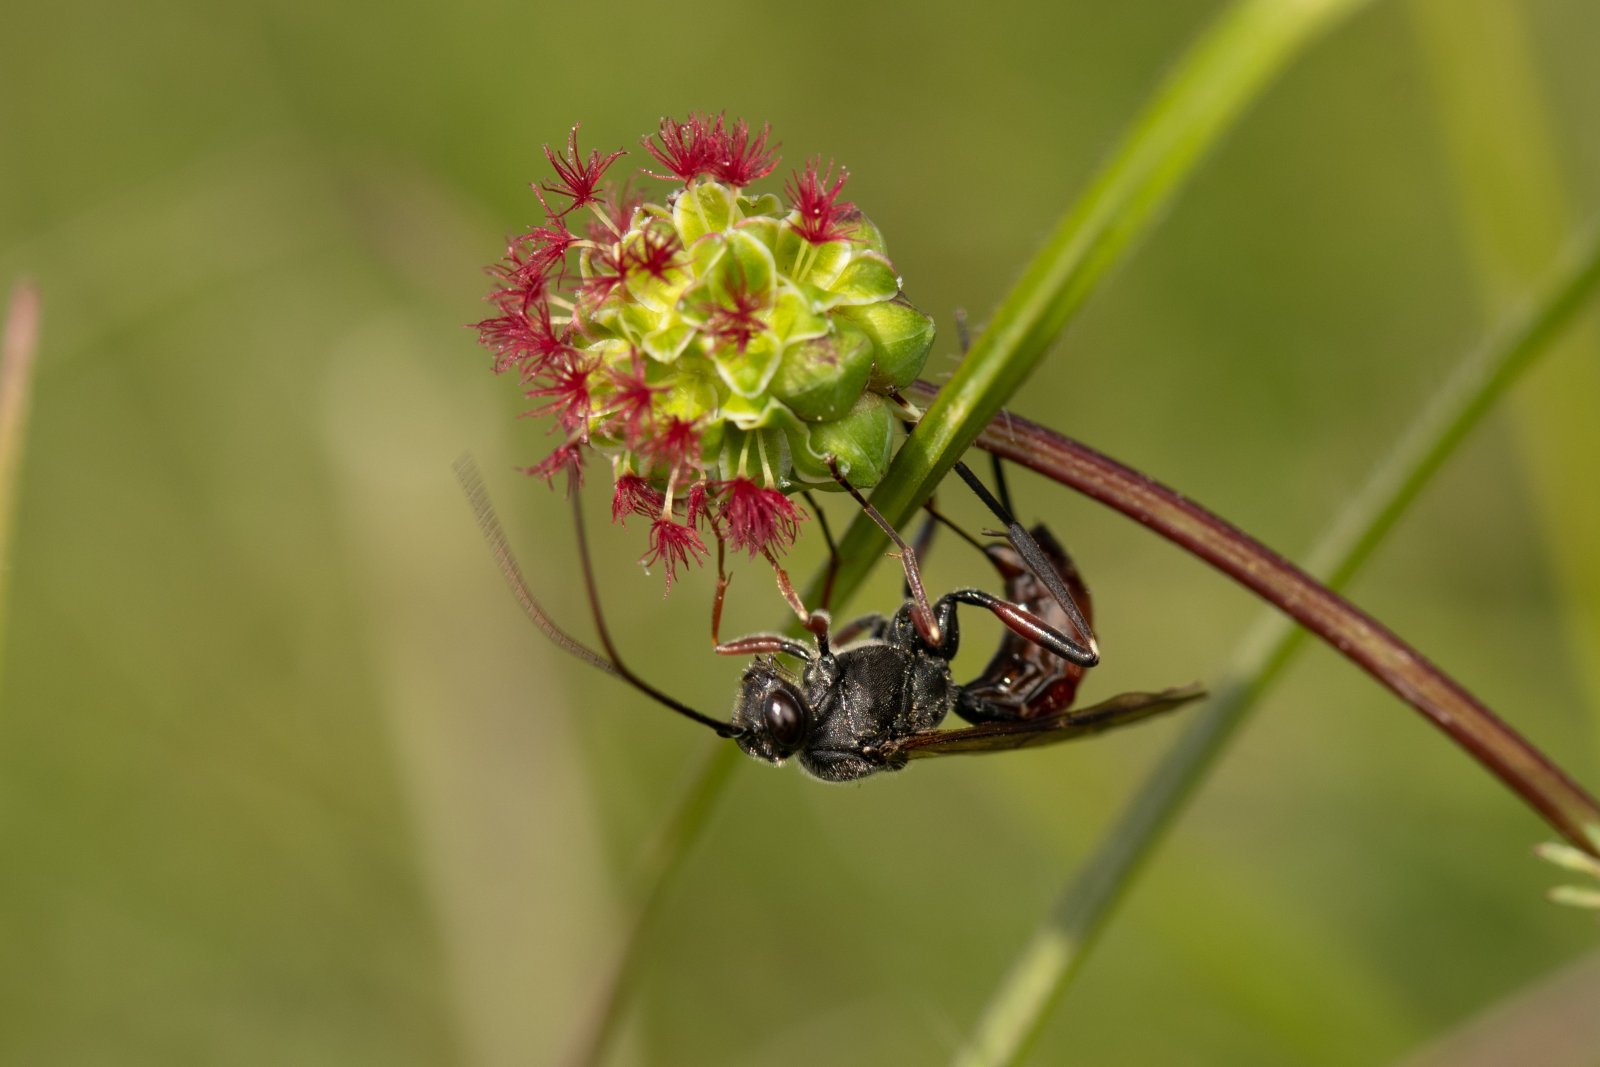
920 499 988 556
454 456 732 736
566 473 736 736
455 455 619 676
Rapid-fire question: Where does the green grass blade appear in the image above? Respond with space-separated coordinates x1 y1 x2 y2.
953 226 1600 1067
810 0 1377 613
577 1 1374 1058
1409 0 1600 731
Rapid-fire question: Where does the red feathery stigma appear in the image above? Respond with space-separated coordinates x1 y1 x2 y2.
705 288 766 354
536 124 625 218
524 357 597 431
720 477 804 558
524 442 585 494
786 158 855 244
475 302 567 377
611 473 665 525
684 480 710 529
605 354 662 449
710 119 779 186
646 416 701 473
627 226 682 282
505 226 577 289
641 113 719 182
577 242 628 305
476 298 574 378
643 516 709 591
476 309 540 374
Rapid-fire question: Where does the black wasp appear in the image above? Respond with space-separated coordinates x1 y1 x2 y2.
457 456 1202 782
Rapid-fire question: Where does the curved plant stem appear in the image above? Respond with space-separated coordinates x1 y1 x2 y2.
568 1 1372 1060
0 281 41 693
944 227 1600 1067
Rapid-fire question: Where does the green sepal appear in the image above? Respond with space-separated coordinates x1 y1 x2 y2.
839 210 889 257
834 297 936 389
712 333 783 399
782 392 895 487
654 353 723 423
734 216 781 257
673 179 737 243
770 320 874 422
766 285 830 347
639 316 697 363
740 191 785 219
720 391 785 430
776 225 853 289
715 229 776 302
822 250 900 308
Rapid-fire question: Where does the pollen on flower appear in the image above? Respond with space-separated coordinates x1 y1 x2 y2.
474 114 936 595
786 158 855 244
643 517 709 592
721 478 804 558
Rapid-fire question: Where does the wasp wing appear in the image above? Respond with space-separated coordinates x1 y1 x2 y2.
887 684 1205 760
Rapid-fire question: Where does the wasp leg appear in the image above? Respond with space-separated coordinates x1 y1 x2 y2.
832 612 891 645
714 633 814 659
951 460 1099 667
828 460 943 648
945 589 1094 667
710 534 732 646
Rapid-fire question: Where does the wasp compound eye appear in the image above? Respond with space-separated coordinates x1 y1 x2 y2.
764 688 808 755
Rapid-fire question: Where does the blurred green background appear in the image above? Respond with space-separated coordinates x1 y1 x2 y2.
4 0 1600 1063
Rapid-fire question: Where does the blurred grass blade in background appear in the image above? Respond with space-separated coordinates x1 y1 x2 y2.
1410 0 1600 733
954 226 1600 1067
0 281 40 687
